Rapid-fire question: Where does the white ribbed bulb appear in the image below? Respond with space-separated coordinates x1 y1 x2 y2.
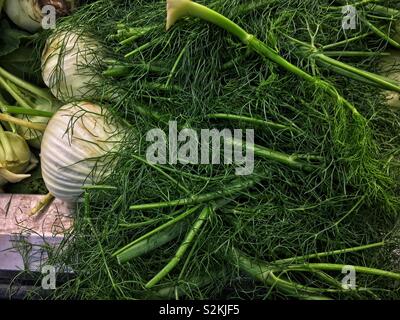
41 31 100 102
40 102 123 202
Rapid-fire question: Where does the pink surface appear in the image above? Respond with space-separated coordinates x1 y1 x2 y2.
0 195 74 271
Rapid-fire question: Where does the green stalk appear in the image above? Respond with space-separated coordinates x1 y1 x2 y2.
322 51 390 57
125 38 161 58
367 13 397 21
284 32 400 92
81 185 118 191
317 59 391 90
363 18 400 49
129 177 259 211
116 221 187 264
287 263 400 281
366 4 400 17
29 193 54 217
272 241 385 265
135 105 315 172
230 247 399 297
2 106 54 118
0 76 33 110
321 32 373 50
103 63 169 77
102 66 133 77
133 104 168 124
166 46 187 87
145 205 212 289
208 113 300 132
314 53 400 92
0 113 47 131
0 67 53 101
0 93 17 133
166 0 361 117
229 247 332 299
244 141 319 172
119 218 165 229
114 205 201 259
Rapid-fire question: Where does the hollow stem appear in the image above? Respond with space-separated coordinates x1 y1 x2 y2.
0 66 53 101
166 46 187 87
116 221 187 264
129 177 259 211
166 0 361 117
114 205 201 260
284 33 400 92
125 38 161 58
231 140 320 172
0 93 17 133
103 63 169 77
0 76 33 109
366 4 400 17
29 193 55 217
3 106 54 117
321 32 373 50
363 18 400 49
229 247 332 298
208 113 300 132
272 241 385 265
81 185 118 191
119 26 159 46
287 263 400 281
0 114 47 131
314 53 400 92
145 205 212 288
322 51 390 57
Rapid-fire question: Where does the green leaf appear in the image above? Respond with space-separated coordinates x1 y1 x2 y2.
0 47 43 84
0 19 31 57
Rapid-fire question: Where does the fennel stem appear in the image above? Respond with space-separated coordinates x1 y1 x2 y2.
167 0 361 117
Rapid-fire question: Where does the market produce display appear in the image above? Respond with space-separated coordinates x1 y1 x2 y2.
1 0 400 300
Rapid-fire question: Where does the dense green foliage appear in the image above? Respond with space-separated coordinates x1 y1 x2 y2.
20 0 400 299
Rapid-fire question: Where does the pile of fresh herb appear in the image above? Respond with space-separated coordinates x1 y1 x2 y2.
3 0 400 299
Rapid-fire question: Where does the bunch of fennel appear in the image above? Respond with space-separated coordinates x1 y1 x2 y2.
32 0 400 300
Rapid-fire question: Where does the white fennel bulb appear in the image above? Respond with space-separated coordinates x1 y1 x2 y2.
0 131 38 186
41 30 101 102
379 51 400 108
5 0 76 33
40 102 124 202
